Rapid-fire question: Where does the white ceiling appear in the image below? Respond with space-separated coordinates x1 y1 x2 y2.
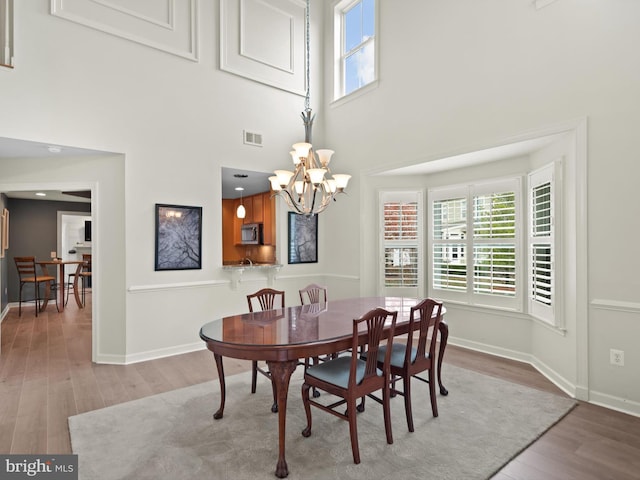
221 167 273 199
0 136 112 158
0 136 114 203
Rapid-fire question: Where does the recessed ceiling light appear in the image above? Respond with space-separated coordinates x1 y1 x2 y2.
235 187 244 191
35 192 46 197
47 146 62 153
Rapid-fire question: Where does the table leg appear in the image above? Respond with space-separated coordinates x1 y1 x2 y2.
39 280 52 312
437 321 449 396
72 263 84 308
266 359 298 478
58 263 66 310
213 353 226 420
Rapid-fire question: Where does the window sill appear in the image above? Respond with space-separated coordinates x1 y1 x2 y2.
330 79 379 109
441 301 566 336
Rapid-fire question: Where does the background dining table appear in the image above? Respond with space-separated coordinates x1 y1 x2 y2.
199 296 448 478
36 259 85 311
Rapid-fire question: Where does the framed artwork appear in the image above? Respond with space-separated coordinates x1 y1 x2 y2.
155 204 203 271
1 208 9 257
288 212 318 264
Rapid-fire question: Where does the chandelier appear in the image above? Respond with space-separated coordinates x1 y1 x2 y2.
269 0 350 216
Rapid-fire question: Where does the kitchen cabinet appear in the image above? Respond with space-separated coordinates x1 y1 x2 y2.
235 192 266 225
251 193 264 224
222 191 277 264
262 192 275 245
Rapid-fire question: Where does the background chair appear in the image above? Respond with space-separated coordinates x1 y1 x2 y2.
14 256 58 317
298 283 327 305
376 298 444 432
247 288 285 413
299 283 331 397
79 254 92 305
301 307 397 465
66 253 92 307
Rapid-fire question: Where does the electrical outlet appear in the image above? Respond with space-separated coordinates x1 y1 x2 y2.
610 349 624 367
50 251 57 259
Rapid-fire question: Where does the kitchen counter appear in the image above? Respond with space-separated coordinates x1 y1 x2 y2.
222 263 282 269
222 263 282 289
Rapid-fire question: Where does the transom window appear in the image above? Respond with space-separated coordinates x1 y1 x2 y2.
0 0 14 68
334 0 376 99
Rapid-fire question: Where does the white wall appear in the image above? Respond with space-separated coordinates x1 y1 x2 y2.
322 0 640 415
0 0 331 363
0 154 126 359
0 0 638 415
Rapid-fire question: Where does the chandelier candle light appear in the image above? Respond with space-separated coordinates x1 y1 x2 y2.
269 0 350 216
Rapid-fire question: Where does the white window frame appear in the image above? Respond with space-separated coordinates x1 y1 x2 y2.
332 0 378 103
528 160 562 327
428 178 523 311
0 0 14 68
378 190 423 298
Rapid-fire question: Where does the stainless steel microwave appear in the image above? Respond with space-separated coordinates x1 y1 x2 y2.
241 223 263 245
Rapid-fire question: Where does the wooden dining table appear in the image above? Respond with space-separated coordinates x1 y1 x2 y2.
36 259 85 311
199 296 448 478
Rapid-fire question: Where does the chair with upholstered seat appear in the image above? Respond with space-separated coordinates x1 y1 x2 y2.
247 288 285 413
376 298 444 432
14 256 58 317
301 307 397 465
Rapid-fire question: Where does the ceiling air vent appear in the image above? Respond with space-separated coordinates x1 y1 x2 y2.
243 130 263 147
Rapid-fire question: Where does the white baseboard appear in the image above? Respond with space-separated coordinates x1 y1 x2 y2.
449 336 639 418
449 336 534 365
103 341 207 365
589 390 640 418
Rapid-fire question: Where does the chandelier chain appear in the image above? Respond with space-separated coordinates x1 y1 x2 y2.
268 0 350 216
304 0 311 113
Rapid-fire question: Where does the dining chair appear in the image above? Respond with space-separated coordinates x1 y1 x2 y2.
14 256 58 317
298 283 327 305
301 307 398 465
299 283 333 397
375 298 444 432
247 288 285 413
66 254 92 307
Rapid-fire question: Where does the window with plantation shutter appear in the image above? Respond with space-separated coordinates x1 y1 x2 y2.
528 163 556 324
380 191 421 295
429 179 520 310
472 191 516 297
432 197 467 291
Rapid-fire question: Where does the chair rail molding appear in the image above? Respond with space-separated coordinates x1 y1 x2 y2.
591 298 640 314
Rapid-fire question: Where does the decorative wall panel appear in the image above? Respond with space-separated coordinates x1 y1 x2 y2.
51 0 199 61
220 0 305 95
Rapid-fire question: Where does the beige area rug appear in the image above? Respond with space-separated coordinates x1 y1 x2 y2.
69 364 575 480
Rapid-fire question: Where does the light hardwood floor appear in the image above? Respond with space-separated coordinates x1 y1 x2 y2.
1 296 639 479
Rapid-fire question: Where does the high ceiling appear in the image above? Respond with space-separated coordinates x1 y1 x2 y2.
1 132 568 203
